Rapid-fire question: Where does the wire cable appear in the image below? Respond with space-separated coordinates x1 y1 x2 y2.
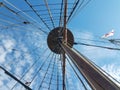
66 56 88 90
10 48 48 90
24 0 51 31
37 53 55 90
44 0 55 28
59 0 64 27
48 55 56 90
67 0 92 24
67 0 80 23
74 42 120 51
2 0 49 35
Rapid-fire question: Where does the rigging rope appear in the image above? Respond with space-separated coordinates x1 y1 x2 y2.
3 0 48 34
38 53 55 90
28 52 53 86
67 0 80 23
48 55 56 89
10 48 48 90
24 0 51 31
44 0 55 28
74 42 120 51
66 56 88 90
59 0 64 27
67 0 92 24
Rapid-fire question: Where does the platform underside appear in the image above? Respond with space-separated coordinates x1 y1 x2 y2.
47 27 74 54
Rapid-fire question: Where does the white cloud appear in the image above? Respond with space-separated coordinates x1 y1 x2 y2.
0 46 6 62
0 51 7 63
74 31 94 43
24 68 34 80
24 53 33 64
0 34 35 89
0 37 15 64
19 43 28 52
0 46 5 54
81 45 118 62
2 39 15 52
102 64 120 82
72 31 120 89
0 69 4 86
15 66 23 76
74 31 120 64
14 51 21 58
0 80 3 86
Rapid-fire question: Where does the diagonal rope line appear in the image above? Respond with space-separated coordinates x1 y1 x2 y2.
66 56 88 90
24 0 51 31
0 11 23 22
67 0 84 24
67 0 80 23
74 42 120 51
59 0 64 27
27 52 53 87
48 54 56 89
2 0 49 35
10 48 48 90
56 55 60 90
67 0 92 24
37 53 55 90
1 2 29 23
44 0 55 28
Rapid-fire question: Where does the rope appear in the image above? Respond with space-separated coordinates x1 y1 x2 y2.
74 42 120 51
66 56 88 90
24 0 51 31
44 0 55 28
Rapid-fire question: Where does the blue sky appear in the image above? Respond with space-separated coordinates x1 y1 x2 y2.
69 0 120 86
69 0 120 34
0 0 120 90
70 0 120 64
69 0 120 83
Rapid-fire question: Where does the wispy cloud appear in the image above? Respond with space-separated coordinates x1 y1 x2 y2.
74 31 120 63
0 50 7 63
73 31 120 88
2 39 15 52
0 24 119 90
0 37 15 63
0 80 3 87
102 63 120 82
0 33 35 89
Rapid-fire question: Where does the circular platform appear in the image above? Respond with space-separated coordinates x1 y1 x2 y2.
47 27 74 54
